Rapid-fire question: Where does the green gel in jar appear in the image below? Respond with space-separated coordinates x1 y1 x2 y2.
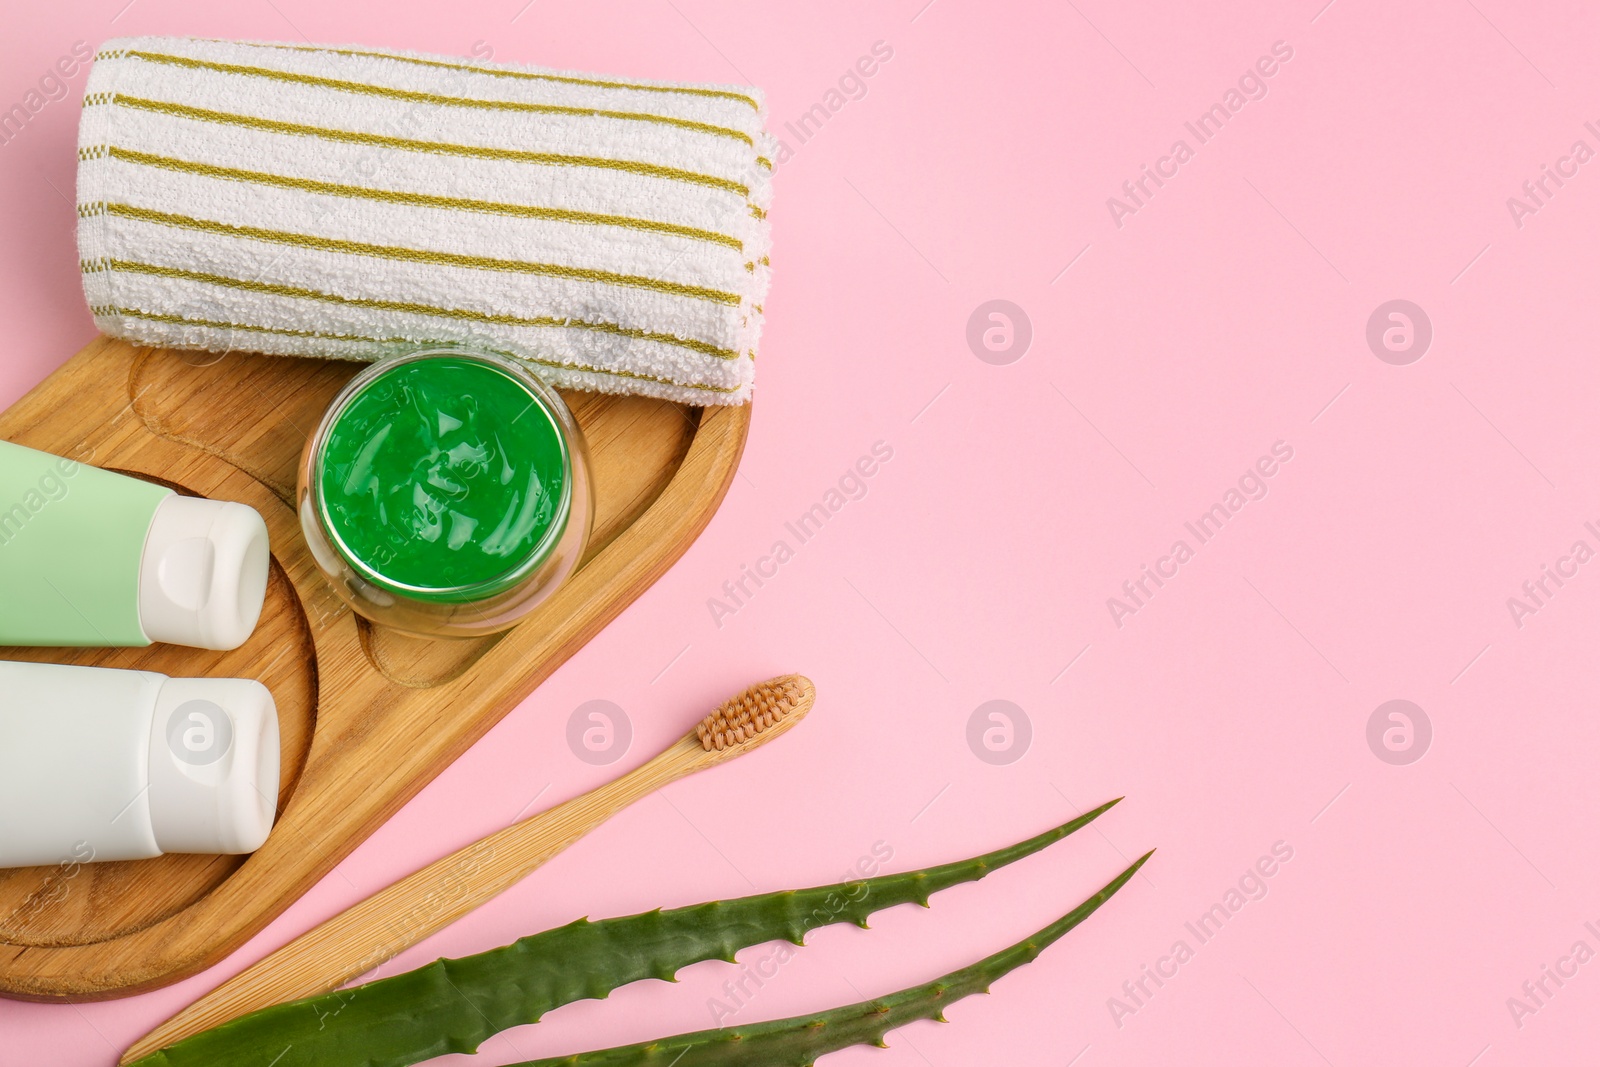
316 355 571 602
300 348 591 637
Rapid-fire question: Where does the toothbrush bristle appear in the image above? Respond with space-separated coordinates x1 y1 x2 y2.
696 674 815 751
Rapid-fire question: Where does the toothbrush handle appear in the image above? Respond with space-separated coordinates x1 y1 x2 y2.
121 735 705 1064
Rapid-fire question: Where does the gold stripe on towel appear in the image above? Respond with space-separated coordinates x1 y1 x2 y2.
107 97 752 197
214 41 763 111
106 148 745 250
102 203 744 305
120 51 756 146
85 259 744 361
98 307 739 394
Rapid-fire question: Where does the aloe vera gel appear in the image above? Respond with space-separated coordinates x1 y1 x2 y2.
298 349 591 637
0 441 270 649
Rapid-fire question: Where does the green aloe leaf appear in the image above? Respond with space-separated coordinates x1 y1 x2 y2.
508 850 1152 1066
132 799 1123 1067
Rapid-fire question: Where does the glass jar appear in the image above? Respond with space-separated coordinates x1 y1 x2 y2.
298 348 591 637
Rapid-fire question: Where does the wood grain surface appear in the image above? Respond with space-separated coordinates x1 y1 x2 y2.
0 337 749 1001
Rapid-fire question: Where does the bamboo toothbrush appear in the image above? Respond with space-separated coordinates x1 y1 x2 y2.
122 674 816 1064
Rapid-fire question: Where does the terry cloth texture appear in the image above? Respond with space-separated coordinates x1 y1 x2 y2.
76 37 774 405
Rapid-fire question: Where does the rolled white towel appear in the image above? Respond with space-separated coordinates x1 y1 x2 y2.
76 37 775 405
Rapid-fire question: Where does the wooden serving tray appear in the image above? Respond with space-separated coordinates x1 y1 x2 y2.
0 337 748 1001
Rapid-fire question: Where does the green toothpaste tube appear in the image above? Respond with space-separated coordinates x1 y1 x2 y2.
0 440 270 649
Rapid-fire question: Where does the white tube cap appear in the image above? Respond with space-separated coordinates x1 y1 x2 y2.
140 495 271 651
146 677 280 855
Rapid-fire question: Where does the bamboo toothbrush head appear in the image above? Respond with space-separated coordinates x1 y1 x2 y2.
695 674 815 757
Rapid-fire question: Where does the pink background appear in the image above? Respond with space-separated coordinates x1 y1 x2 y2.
4 1 1600 1063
